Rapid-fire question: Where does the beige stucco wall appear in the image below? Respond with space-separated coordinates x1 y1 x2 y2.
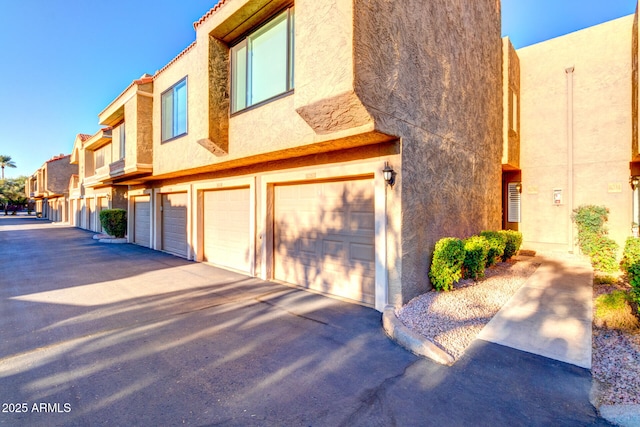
152 0 392 178
141 0 502 307
518 15 634 253
503 37 520 169
45 156 78 196
353 0 503 303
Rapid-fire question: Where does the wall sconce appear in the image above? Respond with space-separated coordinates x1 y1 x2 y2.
515 182 522 193
630 176 639 191
383 162 395 188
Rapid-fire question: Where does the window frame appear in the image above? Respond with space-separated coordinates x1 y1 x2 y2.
230 7 295 114
161 77 188 143
118 122 126 160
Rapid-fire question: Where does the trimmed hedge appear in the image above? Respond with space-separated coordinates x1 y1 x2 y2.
463 236 489 280
479 231 507 267
429 238 465 292
499 230 523 262
621 237 640 309
99 209 127 238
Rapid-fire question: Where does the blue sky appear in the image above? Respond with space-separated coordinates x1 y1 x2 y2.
0 0 637 179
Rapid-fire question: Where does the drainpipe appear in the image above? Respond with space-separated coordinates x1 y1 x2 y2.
566 66 575 253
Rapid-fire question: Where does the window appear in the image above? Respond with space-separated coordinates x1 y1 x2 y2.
231 8 294 113
161 78 187 142
95 147 105 169
94 145 110 170
510 90 518 132
118 123 126 160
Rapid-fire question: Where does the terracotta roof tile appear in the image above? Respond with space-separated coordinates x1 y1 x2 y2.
193 0 230 30
78 133 92 142
154 41 197 78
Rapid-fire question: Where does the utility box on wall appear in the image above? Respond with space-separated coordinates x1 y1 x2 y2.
553 189 563 205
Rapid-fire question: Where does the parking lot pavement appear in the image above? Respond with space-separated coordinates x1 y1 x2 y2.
0 217 611 426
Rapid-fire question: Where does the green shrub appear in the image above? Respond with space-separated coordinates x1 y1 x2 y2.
621 237 640 308
571 205 609 240
99 209 127 238
479 231 507 267
429 237 465 292
463 236 489 280
590 236 619 273
498 230 523 261
571 205 618 272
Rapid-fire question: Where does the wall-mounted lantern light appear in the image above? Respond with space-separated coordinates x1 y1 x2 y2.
383 162 395 188
515 182 522 193
630 176 639 191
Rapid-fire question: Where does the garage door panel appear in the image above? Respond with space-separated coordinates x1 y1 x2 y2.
162 193 188 257
203 188 250 273
133 196 151 247
274 179 375 305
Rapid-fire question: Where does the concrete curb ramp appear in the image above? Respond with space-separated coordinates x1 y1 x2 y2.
599 404 640 427
382 305 454 366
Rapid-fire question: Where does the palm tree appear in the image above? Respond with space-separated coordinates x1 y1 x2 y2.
0 155 16 180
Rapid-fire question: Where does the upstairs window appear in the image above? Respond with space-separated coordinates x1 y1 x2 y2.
231 7 294 113
161 78 188 142
118 123 126 160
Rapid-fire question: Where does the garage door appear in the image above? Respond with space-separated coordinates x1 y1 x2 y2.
162 193 188 257
133 195 151 248
87 198 96 231
203 188 251 273
274 179 375 305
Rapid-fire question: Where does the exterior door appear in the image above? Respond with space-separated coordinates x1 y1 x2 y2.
274 178 376 305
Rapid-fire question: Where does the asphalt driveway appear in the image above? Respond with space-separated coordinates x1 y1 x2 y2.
0 216 610 426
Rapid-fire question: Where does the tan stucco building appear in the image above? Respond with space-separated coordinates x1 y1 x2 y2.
61 0 502 311
26 154 78 221
26 2 640 311
504 12 638 255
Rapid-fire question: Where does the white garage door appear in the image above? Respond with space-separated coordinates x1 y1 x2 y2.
87 198 96 231
203 188 251 273
274 178 376 305
133 195 151 248
162 193 188 257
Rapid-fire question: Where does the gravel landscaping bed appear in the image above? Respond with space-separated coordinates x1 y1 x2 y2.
396 256 540 361
592 281 640 406
396 255 640 407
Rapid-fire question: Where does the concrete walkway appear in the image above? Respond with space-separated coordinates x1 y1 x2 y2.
478 253 593 369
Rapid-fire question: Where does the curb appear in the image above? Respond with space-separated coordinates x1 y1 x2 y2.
599 404 640 427
382 305 454 365
93 234 128 244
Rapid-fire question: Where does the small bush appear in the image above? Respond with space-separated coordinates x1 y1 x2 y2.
621 237 640 308
589 236 619 273
463 236 489 280
571 205 609 239
429 237 465 292
593 273 618 286
498 230 523 261
571 205 618 272
594 290 639 331
479 231 507 267
99 209 127 238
